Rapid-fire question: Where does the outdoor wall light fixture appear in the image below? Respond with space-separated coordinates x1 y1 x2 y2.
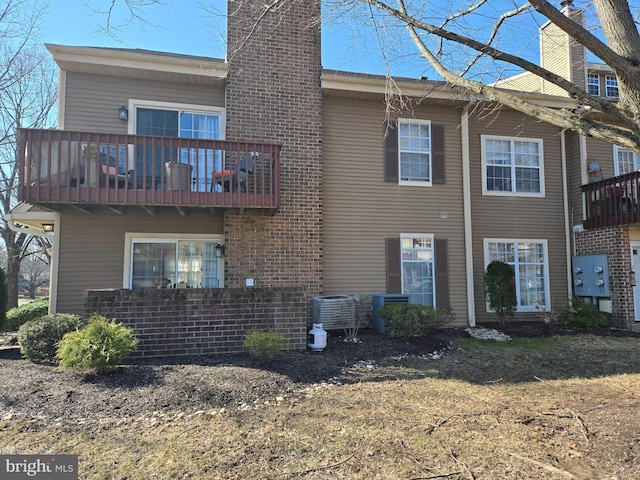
42 223 54 232
118 106 128 121
215 242 226 257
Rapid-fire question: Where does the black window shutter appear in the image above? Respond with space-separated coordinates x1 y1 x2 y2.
383 121 399 182
434 238 450 308
385 237 402 293
432 124 445 184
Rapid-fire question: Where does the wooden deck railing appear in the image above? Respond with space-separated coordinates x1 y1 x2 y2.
18 129 281 209
582 170 640 229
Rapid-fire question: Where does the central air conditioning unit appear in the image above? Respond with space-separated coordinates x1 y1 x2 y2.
371 294 410 334
312 295 356 330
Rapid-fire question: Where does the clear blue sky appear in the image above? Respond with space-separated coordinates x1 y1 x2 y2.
42 0 397 75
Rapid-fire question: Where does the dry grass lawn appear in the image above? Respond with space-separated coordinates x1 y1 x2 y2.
2 332 640 479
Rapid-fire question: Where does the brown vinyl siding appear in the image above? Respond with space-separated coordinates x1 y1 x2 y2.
468 108 569 322
585 137 615 178
56 209 223 314
322 96 468 324
564 130 584 226
63 72 226 133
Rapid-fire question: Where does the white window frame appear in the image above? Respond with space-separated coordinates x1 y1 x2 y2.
613 145 640 175
123 233 224 289
605 76 619 98
587 73 600 96
483 238 550 312
128 99 226 139
481 135 545 197
398 118 432 186
127 99 226 191
400 233 436 307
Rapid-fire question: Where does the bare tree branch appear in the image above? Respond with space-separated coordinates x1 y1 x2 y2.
347 0 640 153
0 0 56 307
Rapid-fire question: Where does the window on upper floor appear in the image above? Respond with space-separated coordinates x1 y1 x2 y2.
587 73 600 96
126 234 224 290
481 135 544 196
383 120 445 184
484 239 549 311
605 76 619 98
398 119 432 185
131 100 225 192
614 145 640 175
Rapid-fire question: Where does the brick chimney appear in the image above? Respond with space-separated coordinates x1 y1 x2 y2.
224 0 323 297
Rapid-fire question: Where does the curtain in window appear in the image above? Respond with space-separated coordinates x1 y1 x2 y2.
131 239 221 289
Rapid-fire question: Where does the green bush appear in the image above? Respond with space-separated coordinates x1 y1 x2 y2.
57 315 139 373
379 304 455 338
485 261 517 323
558 297 608 328
17 314 83 362
3 297 49 332
243 331 288 360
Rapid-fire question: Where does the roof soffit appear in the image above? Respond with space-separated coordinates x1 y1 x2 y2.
321 71 576 109
46 44 228 86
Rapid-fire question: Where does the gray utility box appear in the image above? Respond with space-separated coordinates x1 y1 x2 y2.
370 294 411 334
312 295 355 330
572 255 610 297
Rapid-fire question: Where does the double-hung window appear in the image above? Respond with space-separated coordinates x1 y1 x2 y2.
614 145 640 175
401 234 434 306
398 119 432 184
126 234 223 290
482 135 544 196
605 76 619 98
132 100 225 191
587 73 600 96
485 239 549 311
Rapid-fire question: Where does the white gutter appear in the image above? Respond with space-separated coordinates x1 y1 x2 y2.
580 134 588 220
57 69 66 130
321 72 577 109
46 44 228 80
461 105 476 327
561 130 573 302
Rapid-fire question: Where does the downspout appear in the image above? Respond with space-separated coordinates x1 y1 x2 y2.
579 134 588 219
4 214 61 315
561 130 573 303
461 104 476 326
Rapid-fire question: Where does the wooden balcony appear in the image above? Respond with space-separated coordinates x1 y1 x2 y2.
18 129 281 211
582 171 640 229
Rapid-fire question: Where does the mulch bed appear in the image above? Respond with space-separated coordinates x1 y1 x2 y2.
1 322 639 421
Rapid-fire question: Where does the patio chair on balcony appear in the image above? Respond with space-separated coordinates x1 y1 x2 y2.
101 164 134 188
96 151 133 188
212 157 254 192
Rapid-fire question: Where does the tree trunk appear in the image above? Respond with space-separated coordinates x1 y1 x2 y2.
1 227 23 309
593 0 640 119
5 247 20 309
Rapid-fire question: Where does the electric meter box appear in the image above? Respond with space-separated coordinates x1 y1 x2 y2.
571 255 610 297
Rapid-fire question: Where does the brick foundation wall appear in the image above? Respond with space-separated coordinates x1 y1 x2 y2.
224 1 323 298
84 287 307 357
574 226 633 327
